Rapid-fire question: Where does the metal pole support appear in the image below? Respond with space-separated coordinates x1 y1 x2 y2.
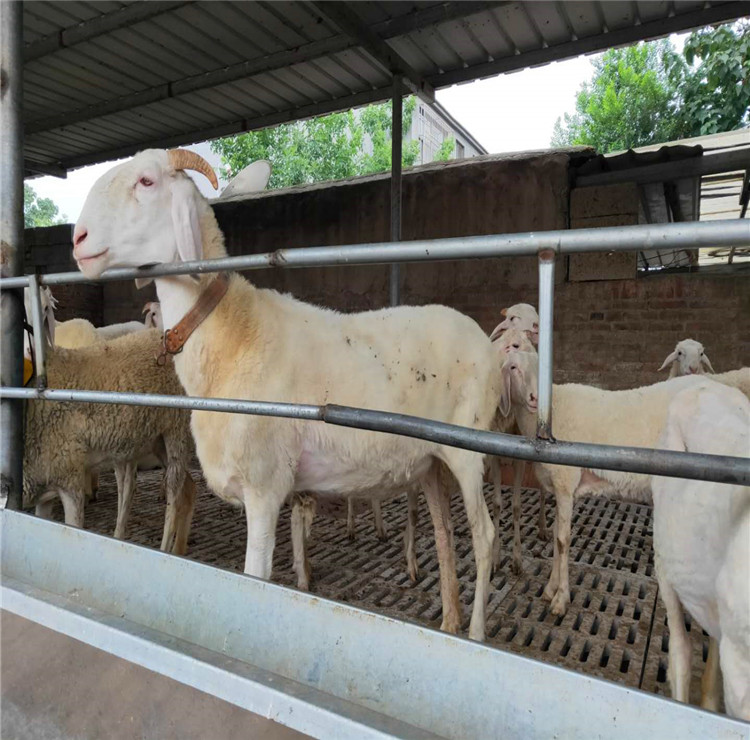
27 275 48 390
537 249 555 440
0 0 25 510
389 77 403 307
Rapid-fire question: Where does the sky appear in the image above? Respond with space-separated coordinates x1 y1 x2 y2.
28 32 698 225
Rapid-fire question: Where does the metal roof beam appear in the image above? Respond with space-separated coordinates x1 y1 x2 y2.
428 1 750 88
23 2 190 62
575 150 750 188
21 0 497 135
310 2 435 103
23 159 67 179
55 86 396 171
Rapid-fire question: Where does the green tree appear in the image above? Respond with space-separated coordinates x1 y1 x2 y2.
551 22 749 152
551 40 680 152
24 184 66 228
667 21 750 136
433 136 455 162
212 96 419 189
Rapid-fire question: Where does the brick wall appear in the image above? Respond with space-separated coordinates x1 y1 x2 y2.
23 153 749 390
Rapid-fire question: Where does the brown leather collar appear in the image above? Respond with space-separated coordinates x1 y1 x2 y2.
157 273 230 365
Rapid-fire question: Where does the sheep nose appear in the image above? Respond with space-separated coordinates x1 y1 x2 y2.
529 392 537 403
73 227 88 254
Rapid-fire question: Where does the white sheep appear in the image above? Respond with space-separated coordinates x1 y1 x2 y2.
143 301 163 330
499 350 749 616
73 148 503 641
489 302 539 344
653 381 749 719
487 326 539 574
24 329 196 554
659 338 715 378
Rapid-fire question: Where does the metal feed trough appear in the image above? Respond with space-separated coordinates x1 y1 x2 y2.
3 1 750 736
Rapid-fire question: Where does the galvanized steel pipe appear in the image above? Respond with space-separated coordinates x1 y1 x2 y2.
26 275 48 390
537 249 555 440
389 77 402 307
0 0 25 511
1 219 747 290
3 387 749 487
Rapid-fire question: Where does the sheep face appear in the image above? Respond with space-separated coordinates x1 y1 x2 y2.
489 303 539 344
143 301 163 331
493 327 535 355
74 149 217 279
499 350 538 418
659 339 715 376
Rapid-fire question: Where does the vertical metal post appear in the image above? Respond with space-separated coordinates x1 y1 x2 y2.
389 76 403 307
537 249 556 440
0 0 25 509
27 275 48 390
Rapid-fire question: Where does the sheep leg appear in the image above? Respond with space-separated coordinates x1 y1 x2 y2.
489 457 503 573
548 493 573 615
421 465 461 634
113 462 136 540
171 474 196 556
89 470 99 502
346 498 356 541
447 452 494 642
700 637 722 712
511 459 524 575
160 463 187 553
404 490 419 582
291 493 316 591
658 572 692 703
372 499 388 541
35 493 57 520
59 489 85 528
537 488 551 541
543 513 561 601
243 495 283 579
719 635 750 720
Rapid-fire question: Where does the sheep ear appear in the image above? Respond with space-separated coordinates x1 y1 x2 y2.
135 277 153 289
530 323 539 346
489 322 506 342
43 308 56 348
500 307 508 317
170 178 203 263
658 350 678 372
701 354 715 373
499 366 512 417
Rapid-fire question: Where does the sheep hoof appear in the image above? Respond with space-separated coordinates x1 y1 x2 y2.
542 582 556 602
376 529 388 542
347 531 355 543
550 591 570 616
511 559 524 576
407 561 419 583
538 526 552 542
440 616 461 635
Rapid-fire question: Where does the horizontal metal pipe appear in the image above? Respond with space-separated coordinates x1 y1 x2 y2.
3 387 749 486
1 219 747 290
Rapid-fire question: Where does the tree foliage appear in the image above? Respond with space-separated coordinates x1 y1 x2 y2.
24 184 66 228
667 21 750 136
552 22 749 152
433 136 455 162
211 96 420 189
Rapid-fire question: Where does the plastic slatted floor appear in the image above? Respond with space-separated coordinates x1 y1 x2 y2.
75 469 712 706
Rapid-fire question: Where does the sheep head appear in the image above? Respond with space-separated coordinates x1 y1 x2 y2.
658 338 714 376
73 149 218 279
489 303 539 344
499 350 538 418
492 327 535 356
142 301 163 331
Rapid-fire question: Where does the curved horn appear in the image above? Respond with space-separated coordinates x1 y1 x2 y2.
167 149 219 190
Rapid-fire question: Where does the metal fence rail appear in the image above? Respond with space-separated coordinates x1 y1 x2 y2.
3 387 750 486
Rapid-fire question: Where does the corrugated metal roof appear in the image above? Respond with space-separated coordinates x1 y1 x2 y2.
22 1 750 176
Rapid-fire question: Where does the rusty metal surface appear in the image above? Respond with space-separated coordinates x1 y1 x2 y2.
72 469 712 702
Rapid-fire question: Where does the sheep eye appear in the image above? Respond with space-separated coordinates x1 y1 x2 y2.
512 344 519 349
139 176 154 187
677 351 682 356
510 365 517 371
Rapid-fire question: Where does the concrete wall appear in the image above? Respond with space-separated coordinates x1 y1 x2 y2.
23 153 749 390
